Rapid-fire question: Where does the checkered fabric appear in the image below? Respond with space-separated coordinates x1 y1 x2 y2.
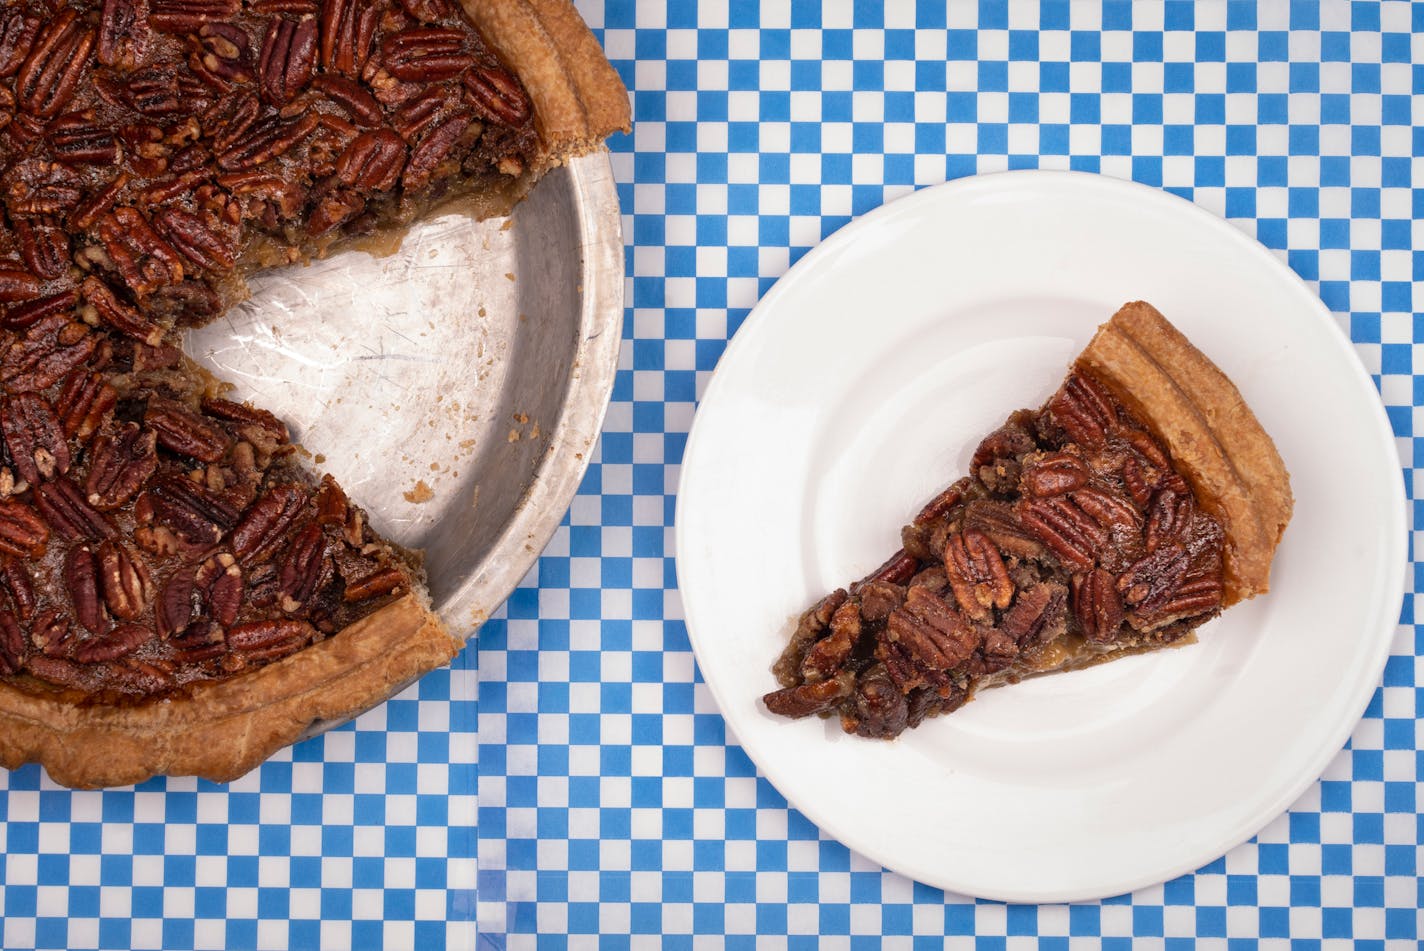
0 651 478 950
0 0 1418 948
476 0 1421 947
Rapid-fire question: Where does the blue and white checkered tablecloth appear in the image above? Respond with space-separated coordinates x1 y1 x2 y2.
2 1 1420 948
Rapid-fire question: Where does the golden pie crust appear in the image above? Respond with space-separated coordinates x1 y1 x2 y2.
0 0 629 788
0 596 459 788
1077 302 1293 605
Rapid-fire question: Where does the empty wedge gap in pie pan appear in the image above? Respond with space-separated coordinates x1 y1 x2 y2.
185 152 625 654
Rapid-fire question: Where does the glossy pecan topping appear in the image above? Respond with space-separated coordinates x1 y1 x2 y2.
766 370 1228 739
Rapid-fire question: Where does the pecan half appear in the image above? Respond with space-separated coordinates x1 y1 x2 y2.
31 607 76 658
278 520 328 611
1000 582 1068 647
313 474 349 525
2 289 78 332
189 22 253 90
913 478 967 526
462 66 533 127
1021 452 1090 497
152 207 239 273
962 499 1042 560
14 217 70 279
69 173 130 232
82 276 164 346
0 498 48 558
885 585 979 672
311 74 384 126
145 399 230 462
143 474 239 545
36 476 116 541
762 671 855 719
169 619 226 662
227 617 314 661
55 370 117 445
231 483 307 563
215 110 319 171
1 392 71 484
1047 372 1117 449
0 608 25 674
15 10 95 119
195 550 243 625
1072 568 1124 642
1016 495 1107 570
49 114 123 166
65 544 109 634
0 11 39 79
97 208 186 297
1071 486 1140 532
99 540 154 620
98 0 148 70
3 159 85 218
258 15 318 104
800 599 861 683
1117 543 1190 615
86 422 158 510
1133 567 1223 627
0 557 37 620
149 0 242 34
156 569 196 638
381 27 473 82
1145 490 1195 553
342 565 404 602
199 397 289 446
319 0 380 77
853 549 919 590
73 622 151 664
402 110 472 190
336 129 407 192
943 529 1013 621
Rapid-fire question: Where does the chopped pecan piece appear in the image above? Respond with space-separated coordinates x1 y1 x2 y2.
800 599 861 683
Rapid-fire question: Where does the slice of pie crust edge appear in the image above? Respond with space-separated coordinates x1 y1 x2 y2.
0 0 630 789
1078 301 1292 606
0 597 456 789
766 300 1294 739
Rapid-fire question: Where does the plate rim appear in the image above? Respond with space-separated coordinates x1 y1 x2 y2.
673 168 1408 902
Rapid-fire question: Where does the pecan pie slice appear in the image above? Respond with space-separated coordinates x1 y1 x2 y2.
764 302 1293 738
0 0 629 787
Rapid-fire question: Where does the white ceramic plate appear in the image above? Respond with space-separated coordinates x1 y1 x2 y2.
674 171 1406 902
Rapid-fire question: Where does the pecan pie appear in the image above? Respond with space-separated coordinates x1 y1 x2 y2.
764 302 1293 738
0 0 629 787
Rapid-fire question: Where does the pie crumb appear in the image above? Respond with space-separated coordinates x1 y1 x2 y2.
403 481 434 504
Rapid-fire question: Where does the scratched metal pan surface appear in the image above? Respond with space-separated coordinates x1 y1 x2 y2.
186 152 623 648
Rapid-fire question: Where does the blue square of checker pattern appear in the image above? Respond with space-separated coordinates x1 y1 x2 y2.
1 650 478 950
474 0 1421 946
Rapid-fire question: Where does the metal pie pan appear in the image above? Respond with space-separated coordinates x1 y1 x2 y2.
185 152 623 717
